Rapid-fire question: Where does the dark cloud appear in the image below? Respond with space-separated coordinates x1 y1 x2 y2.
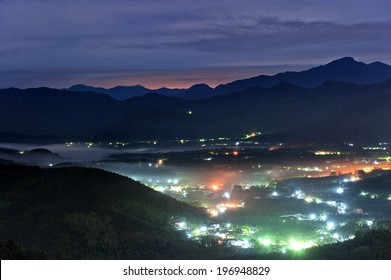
1 0 391 88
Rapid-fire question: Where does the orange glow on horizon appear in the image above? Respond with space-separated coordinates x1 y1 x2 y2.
74 66 283 90
218 202 242 208
208 208 219 217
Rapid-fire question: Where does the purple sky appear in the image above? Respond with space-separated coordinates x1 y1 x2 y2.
1 0 391 89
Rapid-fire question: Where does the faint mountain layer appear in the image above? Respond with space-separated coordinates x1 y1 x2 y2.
214 57 391 94
2 80 391 142
289 90 391 147
2 58 391 143
68 57 391 100
69 83 213 100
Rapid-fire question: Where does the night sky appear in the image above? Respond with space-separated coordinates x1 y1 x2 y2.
1 0 391 89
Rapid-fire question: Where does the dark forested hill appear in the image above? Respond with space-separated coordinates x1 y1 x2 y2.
2 80 391 142
2 72 391 143
214 57 391 94
288 89 391 147
0 164 213 259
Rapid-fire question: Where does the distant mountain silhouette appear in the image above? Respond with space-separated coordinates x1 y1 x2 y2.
0 146 65 165
3 57 391 143
214 57 391 94
0 87 133 138
69 57 391 100
289 89 391 147
96 80 391 141
0 131 59 143
69 83 213 100
3 79 391 142
96 110 226 141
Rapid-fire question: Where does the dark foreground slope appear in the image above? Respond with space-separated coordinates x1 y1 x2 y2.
0 164 224 259
1 163 390 259
304 230 391 260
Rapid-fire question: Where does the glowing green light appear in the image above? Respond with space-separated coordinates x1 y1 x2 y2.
289 239 315 251
260 238 272 246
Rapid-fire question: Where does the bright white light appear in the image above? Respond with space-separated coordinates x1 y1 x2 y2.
176 222 186 229
293 190 305 199
261 239 272 246
209 209 219 217
320 214 327 221
366 220 374 227
326 201 337 206
305 196 314 203
167 179 172 184
336 187 344 194
350 176 359 182
326 222 335 230
333 233 339 239
200 226 207 232
309 214 317 220
173 179 179 184
289 239 315 250
231 239 251 249
223 192 231 199
271 191 279 197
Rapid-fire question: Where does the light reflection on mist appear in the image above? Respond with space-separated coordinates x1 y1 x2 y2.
0 143 150 162
95 160 273 190
1 142 286 187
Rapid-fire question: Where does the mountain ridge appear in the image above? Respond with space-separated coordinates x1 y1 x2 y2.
3 79 391 142
66 57 391 100
214 57 391 94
